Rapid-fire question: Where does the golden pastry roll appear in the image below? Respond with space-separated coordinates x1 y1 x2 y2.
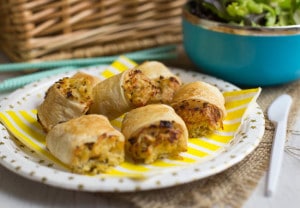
121 104 188 164
46 114 125 175
89 68 156 120
171 81 226 137
72 71 101 87
37 72 100 132
136 61 182 104
89 61 181 120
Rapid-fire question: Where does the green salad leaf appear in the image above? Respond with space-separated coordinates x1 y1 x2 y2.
188 0 300 26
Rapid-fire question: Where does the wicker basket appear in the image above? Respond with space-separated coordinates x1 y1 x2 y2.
0 0 186 62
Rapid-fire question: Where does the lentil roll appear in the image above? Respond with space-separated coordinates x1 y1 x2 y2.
137 61 182 104
89 61 182 120
89 67 155 120
71 71 101 87
37 72 100 132
46 114 125 175
121 104 188 164
171 81 226 137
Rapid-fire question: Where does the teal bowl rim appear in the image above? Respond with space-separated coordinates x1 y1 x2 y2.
183 6 300 36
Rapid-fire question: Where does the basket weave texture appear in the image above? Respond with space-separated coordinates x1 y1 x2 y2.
0 0 186 62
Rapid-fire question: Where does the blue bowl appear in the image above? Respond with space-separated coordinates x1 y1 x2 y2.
182 6 300 87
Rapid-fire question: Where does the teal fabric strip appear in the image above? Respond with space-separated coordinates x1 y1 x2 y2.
0 45 177 72
0 47 177 92
0 66 79 92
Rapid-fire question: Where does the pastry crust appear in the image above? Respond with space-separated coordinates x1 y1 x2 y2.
171 81 226 137
121 104 188 164
46 114 125 175
37 72 99 132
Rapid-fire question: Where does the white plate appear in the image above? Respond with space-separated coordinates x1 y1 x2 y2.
0 65 265 192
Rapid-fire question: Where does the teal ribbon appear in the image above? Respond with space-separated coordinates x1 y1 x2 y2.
0 45 177 72
0 45 177 92
0 66 79 92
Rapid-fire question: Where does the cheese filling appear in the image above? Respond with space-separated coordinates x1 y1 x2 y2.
54 77 93 104
122 69 156 107
173 100 224 137
72 134 124 175
126 120 186 164
151 76 181 104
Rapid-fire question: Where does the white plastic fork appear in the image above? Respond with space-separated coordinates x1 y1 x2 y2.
266 94 292 197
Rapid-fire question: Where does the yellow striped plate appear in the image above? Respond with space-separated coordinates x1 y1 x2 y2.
0 56 264 192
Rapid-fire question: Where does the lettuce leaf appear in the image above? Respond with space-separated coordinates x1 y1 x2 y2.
188 0 300 26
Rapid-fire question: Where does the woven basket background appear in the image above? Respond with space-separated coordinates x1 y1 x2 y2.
0 0 186 62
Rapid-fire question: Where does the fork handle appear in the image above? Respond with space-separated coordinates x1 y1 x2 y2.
266 120 287 197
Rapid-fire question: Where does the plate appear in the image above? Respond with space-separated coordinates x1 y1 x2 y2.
0 65 265 192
